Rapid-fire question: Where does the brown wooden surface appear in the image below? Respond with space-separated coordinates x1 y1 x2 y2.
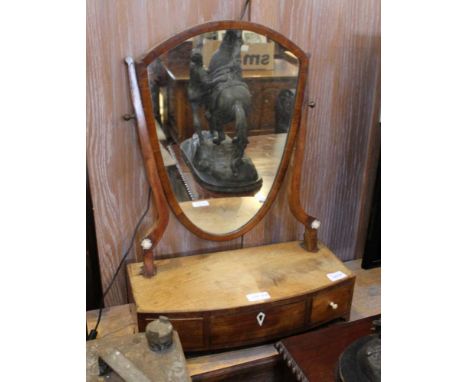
277 314 380 382
86 258 380 379
86 260 380 337
210 301 306 347
127 241 355 351
188 345 287 382
125 57 170 276
87 0 380 306
310 282 354 325
127 241 354 313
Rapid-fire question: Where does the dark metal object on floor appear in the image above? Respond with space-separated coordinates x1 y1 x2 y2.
336 319 381 381
86 317 191 382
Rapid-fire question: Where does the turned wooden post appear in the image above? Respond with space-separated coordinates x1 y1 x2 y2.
304 227 318 252
143 251 156 277
303 218 320 252
141 238 156 277
126 57 169 279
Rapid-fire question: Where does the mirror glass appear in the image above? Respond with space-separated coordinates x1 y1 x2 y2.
147 29 299 235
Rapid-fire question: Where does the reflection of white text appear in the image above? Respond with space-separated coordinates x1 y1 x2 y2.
243 54 270 66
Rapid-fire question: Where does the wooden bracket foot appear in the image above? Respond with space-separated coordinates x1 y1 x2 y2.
142 250 156 277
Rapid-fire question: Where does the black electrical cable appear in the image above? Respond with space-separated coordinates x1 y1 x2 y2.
87 186 152 340
240 0 251 20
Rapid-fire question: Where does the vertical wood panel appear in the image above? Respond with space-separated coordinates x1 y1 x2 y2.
87 0 244 306
250 0 381 261
87 0 380 306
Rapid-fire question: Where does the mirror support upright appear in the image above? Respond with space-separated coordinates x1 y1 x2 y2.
125 56 169 277
287 90 320 252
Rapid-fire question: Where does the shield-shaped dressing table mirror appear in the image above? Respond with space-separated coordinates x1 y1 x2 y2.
125 21 355 351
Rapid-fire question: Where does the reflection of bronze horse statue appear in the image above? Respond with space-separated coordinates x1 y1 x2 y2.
188 30 252 175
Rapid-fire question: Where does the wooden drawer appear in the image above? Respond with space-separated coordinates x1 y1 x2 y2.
210 301 306 347
310 281 354 325
141 316 204 349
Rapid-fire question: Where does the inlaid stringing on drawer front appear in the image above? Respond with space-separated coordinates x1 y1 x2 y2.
210 301 306 346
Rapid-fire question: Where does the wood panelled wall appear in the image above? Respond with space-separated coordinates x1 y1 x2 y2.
87 0 381 306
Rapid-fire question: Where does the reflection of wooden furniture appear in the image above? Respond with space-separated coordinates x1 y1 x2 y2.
276 315 380 382
128 241 355 352
168 133 286 201
163 58 298 142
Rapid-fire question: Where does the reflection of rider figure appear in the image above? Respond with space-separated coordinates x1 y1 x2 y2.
188 30 249 144
188 49 208 105
188 49 209 141
188 31 243 108
206 30 245 111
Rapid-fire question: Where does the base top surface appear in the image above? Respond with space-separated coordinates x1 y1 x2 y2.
127 241 354 313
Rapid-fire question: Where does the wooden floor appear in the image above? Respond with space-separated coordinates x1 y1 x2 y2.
86 259 380 379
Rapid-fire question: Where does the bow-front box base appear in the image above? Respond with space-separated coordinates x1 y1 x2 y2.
127 241 355 352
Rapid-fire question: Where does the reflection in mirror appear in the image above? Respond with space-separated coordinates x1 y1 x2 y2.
148 29 299 235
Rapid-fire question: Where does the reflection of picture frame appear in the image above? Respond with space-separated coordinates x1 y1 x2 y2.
242 31 267 44
216 30 267 44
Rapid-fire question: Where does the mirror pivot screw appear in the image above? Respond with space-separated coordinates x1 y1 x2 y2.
122 113 136 121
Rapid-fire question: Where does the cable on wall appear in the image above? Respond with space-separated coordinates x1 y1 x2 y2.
240 0 251 21
87 186 152 340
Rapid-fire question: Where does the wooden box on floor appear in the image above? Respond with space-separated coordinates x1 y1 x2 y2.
127 241 355 352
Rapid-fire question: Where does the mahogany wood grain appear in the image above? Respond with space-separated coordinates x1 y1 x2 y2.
127 241 354 313
187 345 291 382
288 94 319 252
277 314 380 382
210 301 306 346
310 280 355 326
127 241 355 351
125 57 169 276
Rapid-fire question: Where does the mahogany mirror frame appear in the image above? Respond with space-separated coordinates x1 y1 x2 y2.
126 20 319 276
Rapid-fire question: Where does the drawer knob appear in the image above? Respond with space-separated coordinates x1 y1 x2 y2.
329 302 338 310
256 312 266 326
